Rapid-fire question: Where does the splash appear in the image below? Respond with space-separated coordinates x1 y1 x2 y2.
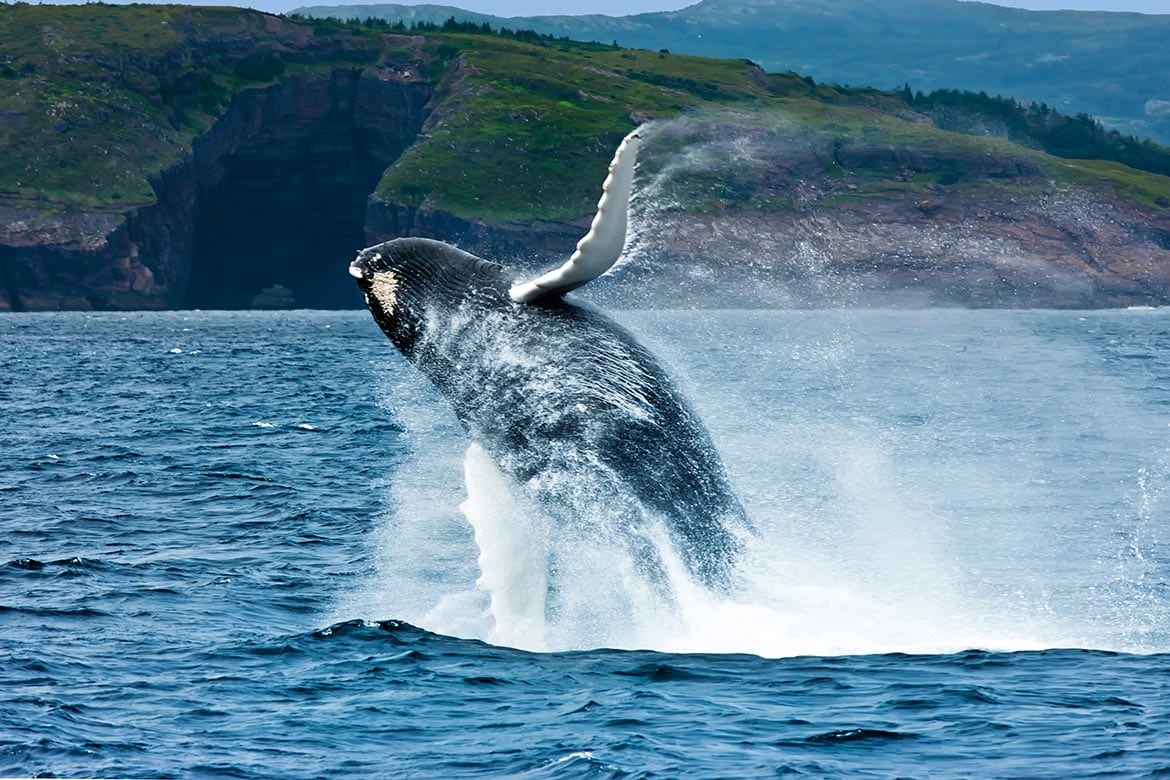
602 115 865 309
458 443 690 652
442 426 1167 657
460 443 549 649
338 117 1169 654
340 308 1170 658
447 436 1057 657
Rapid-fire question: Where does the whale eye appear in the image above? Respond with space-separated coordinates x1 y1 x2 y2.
369 271 400 316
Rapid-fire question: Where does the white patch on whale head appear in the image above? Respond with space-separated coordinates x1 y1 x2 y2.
369 271 400 316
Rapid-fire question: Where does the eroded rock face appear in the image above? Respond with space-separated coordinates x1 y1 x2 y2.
363 143 1170 309
184 68 431 309
598 185 1170 309
0 198 193 311
0 65 431 312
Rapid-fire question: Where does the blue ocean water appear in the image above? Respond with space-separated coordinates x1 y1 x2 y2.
2 308 1169 778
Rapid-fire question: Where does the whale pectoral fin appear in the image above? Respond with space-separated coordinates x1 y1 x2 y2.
509 129 641 304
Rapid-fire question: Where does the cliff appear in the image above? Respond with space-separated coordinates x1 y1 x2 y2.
0 6 433 310
583 119 1170 308
2 6 1170 310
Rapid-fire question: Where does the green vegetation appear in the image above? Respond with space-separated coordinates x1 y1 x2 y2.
369 27 768 220
249 13 1170 221
906 89 1170 179
2 4 1169 222
625 101 1056 215
1054 159 1170 211
295 0 1170 145
0 3 382 207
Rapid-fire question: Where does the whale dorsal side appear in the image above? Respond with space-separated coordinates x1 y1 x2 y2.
509 129 641 304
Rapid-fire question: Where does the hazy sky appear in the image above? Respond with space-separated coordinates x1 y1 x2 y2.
36 0 1170 18
973 0 1170 10
272 0 1170 16
457 0 1170 15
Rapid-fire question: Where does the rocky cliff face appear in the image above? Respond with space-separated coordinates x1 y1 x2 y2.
0 65 431 311
0 206 170 311
606 188 1170 309
6 95 1170 310
367 189 1170 311
362 127 1170 309
184 66 431 309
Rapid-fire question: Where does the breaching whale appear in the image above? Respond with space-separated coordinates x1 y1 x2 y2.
349 130 750 591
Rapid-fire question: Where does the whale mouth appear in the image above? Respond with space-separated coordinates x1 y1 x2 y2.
350 246 392 284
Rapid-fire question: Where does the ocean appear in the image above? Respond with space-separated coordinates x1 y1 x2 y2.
2 307 1169 777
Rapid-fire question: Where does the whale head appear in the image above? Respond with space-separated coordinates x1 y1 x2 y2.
349 237 508 354
351 128 641 355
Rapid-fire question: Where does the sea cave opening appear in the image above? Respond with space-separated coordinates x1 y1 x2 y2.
181 76 427 310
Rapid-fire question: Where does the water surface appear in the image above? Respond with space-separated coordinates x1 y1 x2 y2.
2 309 1168 777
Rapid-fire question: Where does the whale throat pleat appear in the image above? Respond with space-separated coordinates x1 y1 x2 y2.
390 240 506 310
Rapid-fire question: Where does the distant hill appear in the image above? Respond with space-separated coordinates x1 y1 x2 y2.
294 0 1170 145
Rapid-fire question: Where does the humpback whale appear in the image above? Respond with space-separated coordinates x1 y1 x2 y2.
350 130 750 591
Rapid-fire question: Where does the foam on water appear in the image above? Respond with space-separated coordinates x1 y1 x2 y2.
446 437 1058 657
